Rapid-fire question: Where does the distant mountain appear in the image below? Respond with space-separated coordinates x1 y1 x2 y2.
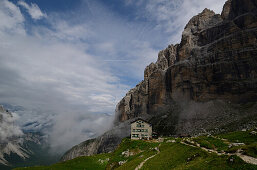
0 133 59 170
0 103 25 112
0 103 53 134
0 106 59 170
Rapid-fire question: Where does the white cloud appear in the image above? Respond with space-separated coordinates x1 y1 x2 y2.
126 0 227 43
0 0 130 152
18 0 47 20
49 112 113 153
0 0 25 35
0 106 23 143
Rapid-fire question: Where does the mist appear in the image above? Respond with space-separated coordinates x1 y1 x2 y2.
0 106 23 143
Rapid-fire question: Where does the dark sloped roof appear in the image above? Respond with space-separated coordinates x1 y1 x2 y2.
130 118 151 125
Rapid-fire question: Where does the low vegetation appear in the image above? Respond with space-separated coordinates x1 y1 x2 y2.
192 136 229 151
218 131 257 144
14 153 110 170
106 138 159 169
218 130 257 158
142 143 255 170
15 130 257 170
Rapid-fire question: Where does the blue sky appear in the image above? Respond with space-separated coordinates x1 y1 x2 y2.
0 0 227 152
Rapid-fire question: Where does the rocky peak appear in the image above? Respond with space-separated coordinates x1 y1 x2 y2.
184 8 221 32
221 0 257 20
144 45 178 79
157 45 178 69
0 105 5 113
144 8 224 79
221 0 232 20
144 63 157 79
179 8 223 61
0 106 12 122
117 0 257 124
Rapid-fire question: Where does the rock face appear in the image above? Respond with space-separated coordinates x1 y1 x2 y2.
115 0 257 124
61 122 131 161
61 0 257 161
221 0 257 20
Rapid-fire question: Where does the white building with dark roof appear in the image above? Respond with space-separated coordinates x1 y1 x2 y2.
130 118 152 140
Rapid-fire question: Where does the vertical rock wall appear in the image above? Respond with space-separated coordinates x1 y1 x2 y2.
115 0 257 124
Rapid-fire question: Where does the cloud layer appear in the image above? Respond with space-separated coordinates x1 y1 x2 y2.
126 0 226 43
18 0 47 20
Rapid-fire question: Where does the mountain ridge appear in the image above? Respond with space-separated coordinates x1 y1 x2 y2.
0 105 59 169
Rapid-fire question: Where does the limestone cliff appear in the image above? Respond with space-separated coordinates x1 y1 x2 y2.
115 0 257 124
61 0 257 161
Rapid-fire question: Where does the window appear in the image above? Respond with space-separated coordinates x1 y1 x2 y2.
132 134 139 137
136 124 141 127
140 129 147 132
132 129 135 132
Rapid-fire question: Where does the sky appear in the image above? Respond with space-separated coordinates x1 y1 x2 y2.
0 0 227 153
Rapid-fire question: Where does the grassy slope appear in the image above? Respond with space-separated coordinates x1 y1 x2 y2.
14 131 257 170
218 131 257 144
106 138 159 170
218 131 257 158
14 153 110 170
142 143 256 170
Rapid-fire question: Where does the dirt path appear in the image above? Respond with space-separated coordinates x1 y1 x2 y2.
181 140 257 165
135 144 161 170
236 153 257 165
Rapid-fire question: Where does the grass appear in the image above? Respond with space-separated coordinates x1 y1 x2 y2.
241 143 257 158
14 153 110 170
141 143 257 170
225 142 257 158
218 131 257 144
217 130 257 158
192 136 229 151
14 131 257 170
115 149 157 170
192 130 257 159
106 138 159 169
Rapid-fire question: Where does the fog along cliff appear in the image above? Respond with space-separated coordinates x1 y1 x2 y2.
61 0 257 161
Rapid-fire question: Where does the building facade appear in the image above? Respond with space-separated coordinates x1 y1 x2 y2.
131 119 152 140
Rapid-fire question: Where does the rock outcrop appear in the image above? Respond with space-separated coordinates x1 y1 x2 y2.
61 121 131 161
61 0 257 161
115 0 257 124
